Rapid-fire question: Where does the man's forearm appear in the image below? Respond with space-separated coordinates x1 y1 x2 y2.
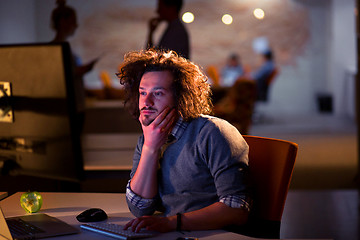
124 201 249 233
130 145 160 199
179 202 249 231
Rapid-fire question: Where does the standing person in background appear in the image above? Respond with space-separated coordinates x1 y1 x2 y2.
50 0 98 79
117 49 252 233
146 0 190 59
50 0 99 131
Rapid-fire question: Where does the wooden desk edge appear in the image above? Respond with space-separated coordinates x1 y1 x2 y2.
0 192 8 200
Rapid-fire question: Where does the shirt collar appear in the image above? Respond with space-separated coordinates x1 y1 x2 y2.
170 117 188 141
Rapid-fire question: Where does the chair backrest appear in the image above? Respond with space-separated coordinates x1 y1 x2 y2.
256 67 279 102
265 67 279 86
243 135 298 222
206 65 220 87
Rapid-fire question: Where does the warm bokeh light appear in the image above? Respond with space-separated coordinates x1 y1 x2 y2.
253 8 265 19
222 14 233 25
182 12 194 23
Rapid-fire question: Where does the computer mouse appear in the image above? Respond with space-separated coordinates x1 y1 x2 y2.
76 208 108 222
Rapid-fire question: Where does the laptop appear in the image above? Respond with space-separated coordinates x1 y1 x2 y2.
0 206 79 240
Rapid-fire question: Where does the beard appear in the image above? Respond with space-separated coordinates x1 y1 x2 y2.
141 115 155 126
139 107 157 126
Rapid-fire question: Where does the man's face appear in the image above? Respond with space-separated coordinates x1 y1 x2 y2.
139 71 175 126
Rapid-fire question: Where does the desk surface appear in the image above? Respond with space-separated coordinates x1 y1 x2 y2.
0 192 7 200
0 192 331 240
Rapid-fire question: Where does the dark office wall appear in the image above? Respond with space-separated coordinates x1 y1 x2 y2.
0 0 356 117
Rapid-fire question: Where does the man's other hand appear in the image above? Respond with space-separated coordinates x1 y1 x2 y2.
124 215 176 233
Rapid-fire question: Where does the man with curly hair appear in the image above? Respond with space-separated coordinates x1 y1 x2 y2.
117 49 252 233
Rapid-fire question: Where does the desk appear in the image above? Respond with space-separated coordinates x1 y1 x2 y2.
0 192 7 200
0 192 331 240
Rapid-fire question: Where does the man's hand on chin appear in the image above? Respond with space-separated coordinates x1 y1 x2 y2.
141 107 176 151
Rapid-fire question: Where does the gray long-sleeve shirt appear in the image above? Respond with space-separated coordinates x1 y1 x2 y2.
126 115 252 217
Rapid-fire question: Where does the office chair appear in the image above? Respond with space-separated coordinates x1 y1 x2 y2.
231 135 298 239
266 67 279 86
206 65 220 87
256 67 279 102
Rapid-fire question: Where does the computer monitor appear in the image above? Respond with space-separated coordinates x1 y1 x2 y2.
0 43 83 186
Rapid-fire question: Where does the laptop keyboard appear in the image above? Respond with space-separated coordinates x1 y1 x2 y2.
81 222 155 239
7 218 45 236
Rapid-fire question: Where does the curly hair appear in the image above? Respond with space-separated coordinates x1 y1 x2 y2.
116 49 213 121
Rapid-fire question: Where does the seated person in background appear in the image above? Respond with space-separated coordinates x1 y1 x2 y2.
213 79 257 135
213 50 275 132
249 50 276 102
116 49 252 233
220 53 245 87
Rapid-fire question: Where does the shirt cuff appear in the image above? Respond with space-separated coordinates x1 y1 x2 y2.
220 194 253 212
126 181 156 210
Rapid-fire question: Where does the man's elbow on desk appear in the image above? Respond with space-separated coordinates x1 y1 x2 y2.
223 205 250 227
180 202 250 231
214 202 250 227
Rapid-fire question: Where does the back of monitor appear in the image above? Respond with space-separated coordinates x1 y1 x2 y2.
0 43 83 183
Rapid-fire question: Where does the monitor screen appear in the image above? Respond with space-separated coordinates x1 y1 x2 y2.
0 43 83 183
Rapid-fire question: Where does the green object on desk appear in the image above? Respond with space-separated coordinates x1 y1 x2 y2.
20 191 43 213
